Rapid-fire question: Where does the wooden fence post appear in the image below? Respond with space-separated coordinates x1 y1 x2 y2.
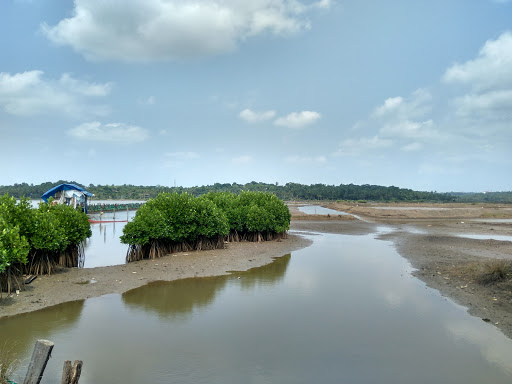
23 340 54 384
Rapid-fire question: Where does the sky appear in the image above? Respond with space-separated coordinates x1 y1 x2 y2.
1 0 511 192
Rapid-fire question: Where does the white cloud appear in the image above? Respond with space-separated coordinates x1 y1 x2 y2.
452 89 512 121
373 89 432 120
443 32 512 91
42 0 330 62
373 96 403 117
401 142 422 152
442 32 512 131
232 155 252 164
274 110 321 128
68 122 148 143
0 70 111 117
239 108 276 123
285 155 327 165
165 152 200 160
162 152 200 168
380 119 442 141
139 96 156 105
333 136 393 157
163 151 200 168
342 89 442 155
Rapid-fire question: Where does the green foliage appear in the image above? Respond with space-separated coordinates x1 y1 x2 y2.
121 191 290 259
40 203 92 246
121 193 230 246
0 218 30 274
0 193 92 277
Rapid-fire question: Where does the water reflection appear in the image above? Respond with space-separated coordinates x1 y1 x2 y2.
0 300 84 380
2 234 512 383
298 205 348 215
83 210 137 267
455 233 512 242
122 254 291 319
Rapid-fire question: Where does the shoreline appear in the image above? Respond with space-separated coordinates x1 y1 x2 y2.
2 203 512 340
0 234 312 318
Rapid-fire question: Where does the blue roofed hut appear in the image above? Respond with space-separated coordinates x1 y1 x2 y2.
41 183 93 213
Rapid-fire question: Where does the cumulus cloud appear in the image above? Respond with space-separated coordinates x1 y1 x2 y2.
274 110 321 128
443 32 512 91
373 89 432 120
68 122 148 143
42 0 330 62
443 32 512 126
0 70 111 117
452 90 512 122
239 108 276 123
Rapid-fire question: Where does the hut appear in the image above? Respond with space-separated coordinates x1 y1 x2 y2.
41 183 93 213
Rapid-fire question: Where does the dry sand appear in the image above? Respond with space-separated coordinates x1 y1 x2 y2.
2 202 512 339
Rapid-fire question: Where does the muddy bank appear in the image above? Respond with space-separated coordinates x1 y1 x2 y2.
382 224 512 339
291 202 512 339
0 234 311 318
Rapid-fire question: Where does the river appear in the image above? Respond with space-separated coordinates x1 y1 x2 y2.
2 230 512 383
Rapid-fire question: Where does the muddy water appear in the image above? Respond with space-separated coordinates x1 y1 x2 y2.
83 210 137 267
298 205 348 215
3 233 512 383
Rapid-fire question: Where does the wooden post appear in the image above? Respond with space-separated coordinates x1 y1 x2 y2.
24 339 54 384
61 361 72 383
61 360 83 384
70 360 83 384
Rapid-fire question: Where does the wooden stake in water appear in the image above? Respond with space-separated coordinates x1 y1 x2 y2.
24 339 54 384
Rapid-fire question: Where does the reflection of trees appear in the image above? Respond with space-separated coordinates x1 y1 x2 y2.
0 300 84 358
236 253 291 290
122 277 228 320
122 253 292 318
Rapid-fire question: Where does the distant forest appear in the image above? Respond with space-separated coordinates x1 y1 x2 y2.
3 180 510 203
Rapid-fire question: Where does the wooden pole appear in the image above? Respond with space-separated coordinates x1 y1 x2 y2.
23 339 54 384
61 360 83 384
61 361 72 384
70 360 83 384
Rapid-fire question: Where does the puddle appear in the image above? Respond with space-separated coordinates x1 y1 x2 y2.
455 234 512 242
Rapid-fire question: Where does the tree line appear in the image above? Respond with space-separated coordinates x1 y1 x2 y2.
2 180 510 203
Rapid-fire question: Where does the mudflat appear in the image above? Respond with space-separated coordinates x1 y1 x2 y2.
293 202 512 339
2 202 512 340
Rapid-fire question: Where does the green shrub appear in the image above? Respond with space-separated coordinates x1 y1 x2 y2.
0 194 92 278
122 191 290 262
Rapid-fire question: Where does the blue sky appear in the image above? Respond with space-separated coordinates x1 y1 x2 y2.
1 0 511 192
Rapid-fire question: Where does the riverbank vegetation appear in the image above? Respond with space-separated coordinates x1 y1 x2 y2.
0 195 91 293
2 181 511 204
120 191 291 262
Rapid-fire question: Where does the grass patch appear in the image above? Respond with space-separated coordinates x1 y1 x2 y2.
477 259 512 285
0 341 21 384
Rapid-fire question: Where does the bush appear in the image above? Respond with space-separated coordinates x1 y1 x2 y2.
121 193 229 261
0 194 92 278
477 259 512 285
122 191 291 262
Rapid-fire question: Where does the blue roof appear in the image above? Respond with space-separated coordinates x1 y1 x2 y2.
41 183 93 202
